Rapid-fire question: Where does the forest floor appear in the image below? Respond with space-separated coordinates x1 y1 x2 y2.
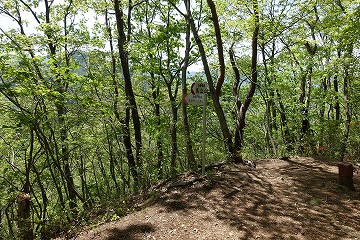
56 156 360 240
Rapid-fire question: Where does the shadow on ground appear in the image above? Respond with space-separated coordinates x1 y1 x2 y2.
105 223 155 240
155 157 360 239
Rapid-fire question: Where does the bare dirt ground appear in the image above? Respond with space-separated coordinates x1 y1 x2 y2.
57 157 360 240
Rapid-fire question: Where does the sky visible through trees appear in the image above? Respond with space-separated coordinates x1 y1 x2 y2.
0 0 359 239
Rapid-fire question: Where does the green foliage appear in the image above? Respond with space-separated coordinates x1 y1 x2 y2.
0 0 360 238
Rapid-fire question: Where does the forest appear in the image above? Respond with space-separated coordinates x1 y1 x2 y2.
0 0 359 239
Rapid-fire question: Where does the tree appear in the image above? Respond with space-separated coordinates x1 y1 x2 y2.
231 0 260 161
181 0 196 169
179 0 235 159
113 0 142 183
1 0 360 238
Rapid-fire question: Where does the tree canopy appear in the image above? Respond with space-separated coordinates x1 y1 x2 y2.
0 0 359 238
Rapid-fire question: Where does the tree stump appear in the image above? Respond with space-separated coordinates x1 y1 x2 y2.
338 163 355 190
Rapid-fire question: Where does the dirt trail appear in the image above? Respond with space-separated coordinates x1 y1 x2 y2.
57 157 360 240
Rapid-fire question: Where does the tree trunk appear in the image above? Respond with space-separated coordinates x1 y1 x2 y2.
164 78 180 175
106 130 120 196
185 0 234 157
56 102 78 213
0 203 2 239
300 9 318 143
5 205 14 237
96 150 112 196
34 126 71 222
120 108 139 184
277 90 294 151
170 105 179 175
181 6 196 169
320 77 327 119
300 68 312 136
334 75 341 121
143 4 165 177
232 0 260 162
78 154 92 207
260 41 277 155
114 0 142 168
17 192 33 240
32 165 48 225
44 0 78 214
152 81 164 177
339 45 353 161
18 128 35 240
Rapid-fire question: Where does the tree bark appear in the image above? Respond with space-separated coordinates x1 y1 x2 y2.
121 108 139 184
320 77 327 119
164 77 180 176
32 164 48 226
277 90 294 151
170 104 179 175
17 192 33 240
339 45 353 161
114 0 142 167
18 128 35 240
334 75 341 120
105 9 123 195
182 3 196 169
232 0 260 162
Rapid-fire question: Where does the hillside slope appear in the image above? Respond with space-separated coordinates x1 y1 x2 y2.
56 157 360 240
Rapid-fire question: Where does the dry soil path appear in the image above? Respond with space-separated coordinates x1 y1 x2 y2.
57 157 360 240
